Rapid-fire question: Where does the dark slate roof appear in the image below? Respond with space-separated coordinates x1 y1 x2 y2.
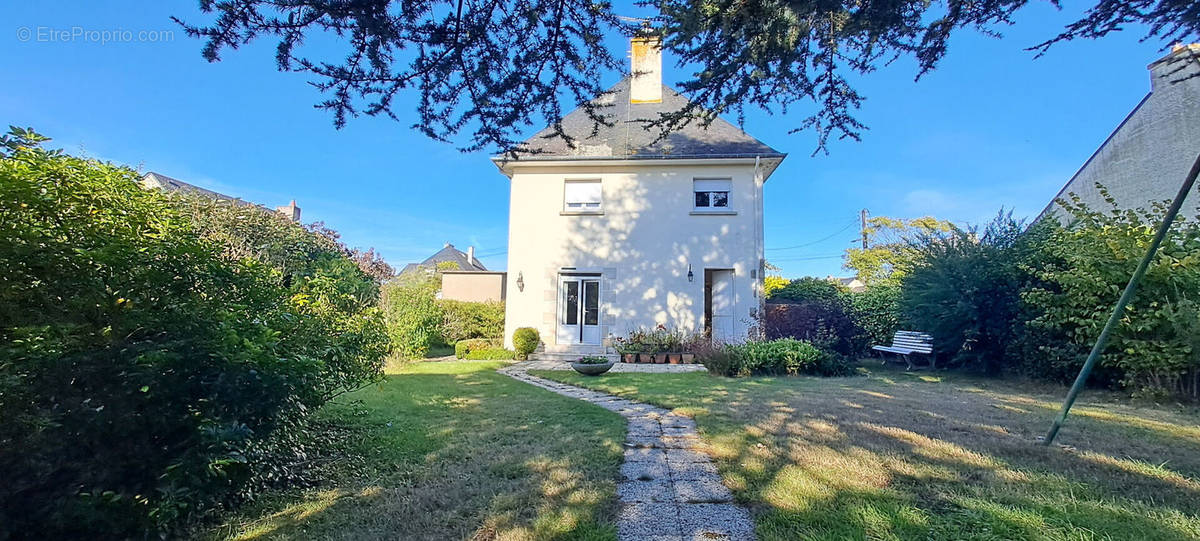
142 172 244 202
400 244 488 275
506 77 784 160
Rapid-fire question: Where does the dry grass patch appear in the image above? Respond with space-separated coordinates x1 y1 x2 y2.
204 361 624 541
532 364 1200 541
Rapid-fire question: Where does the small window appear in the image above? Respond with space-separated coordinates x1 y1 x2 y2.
694 178 731 209
564 180 602 211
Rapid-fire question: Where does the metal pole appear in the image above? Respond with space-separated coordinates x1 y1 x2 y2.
1043 152 1200 446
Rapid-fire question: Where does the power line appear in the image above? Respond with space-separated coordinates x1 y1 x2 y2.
767 253 845 262
766 220 858 251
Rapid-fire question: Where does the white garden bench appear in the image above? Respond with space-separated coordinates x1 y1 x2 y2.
872 331 935 370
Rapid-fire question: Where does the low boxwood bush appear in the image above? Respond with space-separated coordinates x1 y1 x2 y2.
703 339 851 377
513 327 540 360
455 338 499 359
464 347 516 360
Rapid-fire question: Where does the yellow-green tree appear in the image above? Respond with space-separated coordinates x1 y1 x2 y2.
843 216 954 286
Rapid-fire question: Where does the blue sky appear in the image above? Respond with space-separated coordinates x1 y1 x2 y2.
1 2 1171 277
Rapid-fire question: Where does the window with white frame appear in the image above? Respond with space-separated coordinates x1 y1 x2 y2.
564 180 602 211
694 178 731 209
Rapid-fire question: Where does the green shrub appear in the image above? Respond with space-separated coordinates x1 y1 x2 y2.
708 339 851 377
771 277 846 304
382 275 444 358
512 327 540 360
455 338 499 359
847 284 902 350
1019 190 1200 398
0 130 387 538
464 347 516 360
438 300 505 343
901 211 1042 374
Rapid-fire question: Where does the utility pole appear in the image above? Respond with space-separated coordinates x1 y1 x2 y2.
860 209 869 250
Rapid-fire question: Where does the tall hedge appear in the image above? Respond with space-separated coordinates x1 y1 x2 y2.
382 274 445 358
1019 192 1200 398
901 211 1040 374
438 299 505 343
0 131 388 537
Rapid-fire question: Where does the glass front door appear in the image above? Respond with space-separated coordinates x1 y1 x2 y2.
557 275 600 345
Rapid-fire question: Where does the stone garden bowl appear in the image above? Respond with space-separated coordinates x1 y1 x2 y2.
571 360 615 376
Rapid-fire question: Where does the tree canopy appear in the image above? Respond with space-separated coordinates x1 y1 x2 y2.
177 0 1200 153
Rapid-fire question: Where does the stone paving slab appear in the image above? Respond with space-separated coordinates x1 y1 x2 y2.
667 460 720 480
621 457 670 481
617 504 684 541
674 477 733 503
499 362 756 541
625 448 667 462
678 504 755 541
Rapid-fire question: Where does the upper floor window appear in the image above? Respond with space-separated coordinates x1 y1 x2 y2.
564 180 602 212
694 178 731 209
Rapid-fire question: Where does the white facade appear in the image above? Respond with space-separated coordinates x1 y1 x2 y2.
499 159 779 352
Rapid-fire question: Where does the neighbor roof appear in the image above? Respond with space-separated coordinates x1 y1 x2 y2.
400 243 488 275
142 172 244 203
502 77 785 161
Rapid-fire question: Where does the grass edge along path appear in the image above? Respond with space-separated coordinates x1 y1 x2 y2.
205 360 625 541
530 366 1200 541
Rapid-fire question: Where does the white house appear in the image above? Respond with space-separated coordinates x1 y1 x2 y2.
494 36 786 357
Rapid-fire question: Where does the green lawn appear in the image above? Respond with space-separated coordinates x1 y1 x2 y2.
531 365 1200 541
205 361 625 541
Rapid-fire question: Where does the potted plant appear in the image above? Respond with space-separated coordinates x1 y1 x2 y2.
614 336 641 363
571 355 616 375
667 353 682 364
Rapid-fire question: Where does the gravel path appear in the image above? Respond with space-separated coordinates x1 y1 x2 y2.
500 363 755 541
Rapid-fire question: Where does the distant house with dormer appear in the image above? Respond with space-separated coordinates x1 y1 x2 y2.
400 243 506 302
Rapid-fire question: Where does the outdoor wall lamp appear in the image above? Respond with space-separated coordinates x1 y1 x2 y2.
516 272 524 292
687 264 694 283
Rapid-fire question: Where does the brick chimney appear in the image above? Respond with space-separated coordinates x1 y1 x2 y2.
630 34 662 104
1149 43 1200 91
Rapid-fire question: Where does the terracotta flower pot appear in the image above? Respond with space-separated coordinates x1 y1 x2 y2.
635 353 649 363
655 354 667 364
681 353 696 364
667 353 682 364
622 353 637 363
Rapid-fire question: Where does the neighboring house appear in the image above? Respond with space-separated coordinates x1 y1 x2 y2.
141 171 302 221
400 243 507 302
830 276 866 293
494 35 786 355
1039 44 1200 221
